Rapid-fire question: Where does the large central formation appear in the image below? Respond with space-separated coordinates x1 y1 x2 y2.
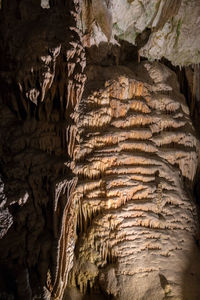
69 62 200 299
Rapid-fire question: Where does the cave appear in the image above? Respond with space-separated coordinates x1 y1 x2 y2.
0 1 200 299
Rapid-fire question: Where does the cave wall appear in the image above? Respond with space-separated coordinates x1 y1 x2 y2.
0 0 86 299
0 1 200 300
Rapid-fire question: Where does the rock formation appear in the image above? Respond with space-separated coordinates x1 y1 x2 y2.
67 61 200 300
0 0 86 299
0 0 200 300
81 0 200 66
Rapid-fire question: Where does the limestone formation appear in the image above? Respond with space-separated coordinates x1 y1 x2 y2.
0 0 86 299
81 0 200 66
0 0 200 300
69 62 200 299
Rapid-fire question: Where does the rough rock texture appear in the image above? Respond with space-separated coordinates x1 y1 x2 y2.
0 1 200 300
0 0 85 299
140 0 200 66
68 61 200 299
81 0 200 66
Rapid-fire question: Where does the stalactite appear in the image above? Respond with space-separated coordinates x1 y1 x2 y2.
191 64 200 115
51 177 78 299
0 0 86 298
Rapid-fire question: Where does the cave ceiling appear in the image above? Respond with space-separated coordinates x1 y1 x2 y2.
81 0 200 66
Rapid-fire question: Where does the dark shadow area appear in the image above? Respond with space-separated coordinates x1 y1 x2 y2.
83 39 151 99
181 243 200 300
64 287 115 300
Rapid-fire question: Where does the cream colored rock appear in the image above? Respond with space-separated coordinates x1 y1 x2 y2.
69 62 200 299
140 0 200 66
81 0 200 66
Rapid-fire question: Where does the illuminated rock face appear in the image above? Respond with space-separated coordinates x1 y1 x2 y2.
81 0 200 66
69 62 200 299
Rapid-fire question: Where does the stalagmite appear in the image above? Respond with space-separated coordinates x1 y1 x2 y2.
69 61 200 300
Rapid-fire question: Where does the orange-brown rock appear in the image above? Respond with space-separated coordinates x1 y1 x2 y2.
69 62 200 300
